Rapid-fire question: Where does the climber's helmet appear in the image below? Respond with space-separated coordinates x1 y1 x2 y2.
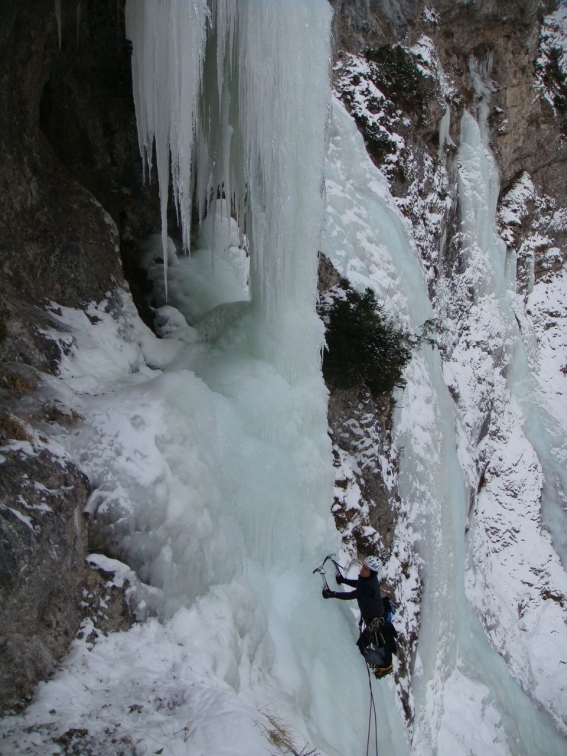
363 555 381 574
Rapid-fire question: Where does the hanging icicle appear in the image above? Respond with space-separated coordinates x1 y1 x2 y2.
125 0 331 372
125 0 210 299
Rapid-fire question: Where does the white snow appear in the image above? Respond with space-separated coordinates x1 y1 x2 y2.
1 504 37 532
333 49 452 288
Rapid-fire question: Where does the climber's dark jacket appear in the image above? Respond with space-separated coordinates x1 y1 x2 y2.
331 573 384 623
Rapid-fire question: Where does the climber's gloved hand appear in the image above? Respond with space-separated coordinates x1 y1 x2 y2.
335 573 344 585
322 587 335 599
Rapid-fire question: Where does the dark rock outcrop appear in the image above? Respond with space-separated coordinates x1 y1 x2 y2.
0 0 155 713
330 0 420 54
0 446 89 712
0 0 159 334
318 254 400 556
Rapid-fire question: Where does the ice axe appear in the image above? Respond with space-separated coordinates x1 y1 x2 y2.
313 564 329 591
313 552 345 590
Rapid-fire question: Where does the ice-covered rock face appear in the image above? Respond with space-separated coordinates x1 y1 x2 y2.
327 5 567 751
437 21 567 706
315 61 567 749
437 97 567 737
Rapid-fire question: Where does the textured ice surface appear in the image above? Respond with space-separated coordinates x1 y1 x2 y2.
440 102 567 736
323 98 567 754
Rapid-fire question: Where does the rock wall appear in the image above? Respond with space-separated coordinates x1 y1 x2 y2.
0 0 153 713
327 0 567 728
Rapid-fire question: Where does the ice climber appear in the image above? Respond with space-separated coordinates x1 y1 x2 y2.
322 555 383 620
322 555 397 678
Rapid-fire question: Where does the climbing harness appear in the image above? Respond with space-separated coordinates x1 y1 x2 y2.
361 617 395 679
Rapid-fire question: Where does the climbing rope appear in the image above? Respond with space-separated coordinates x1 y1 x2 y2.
365 663 379 756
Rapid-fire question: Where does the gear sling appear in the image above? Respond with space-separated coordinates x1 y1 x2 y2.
357 602 398 680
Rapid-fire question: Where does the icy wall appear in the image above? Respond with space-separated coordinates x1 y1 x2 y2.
322 92 567 754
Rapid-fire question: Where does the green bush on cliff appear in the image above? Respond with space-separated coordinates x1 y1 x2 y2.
365 45 430 111
322 284 414 398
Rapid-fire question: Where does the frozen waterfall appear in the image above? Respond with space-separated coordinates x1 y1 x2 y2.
88 1 386 754
123 0 335 580
126 0 330 374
